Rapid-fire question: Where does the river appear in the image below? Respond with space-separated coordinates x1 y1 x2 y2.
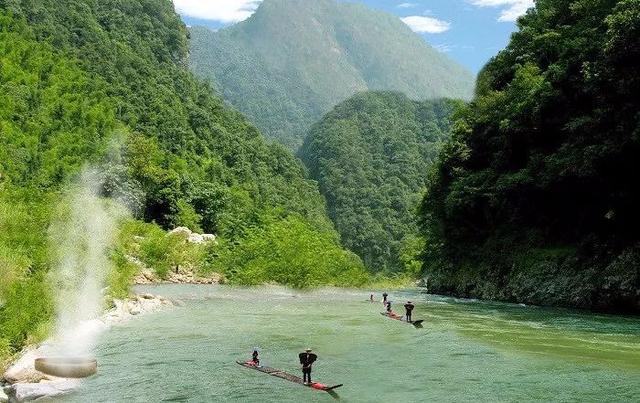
55 285 639 402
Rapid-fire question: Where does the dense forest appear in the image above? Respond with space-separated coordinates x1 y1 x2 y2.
188 0 474 149
420 0 640 312
301 92 460 273
0 0 366 366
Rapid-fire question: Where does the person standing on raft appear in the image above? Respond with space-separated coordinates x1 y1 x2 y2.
382 292 389 304
299 348 318 385
404 301 415 322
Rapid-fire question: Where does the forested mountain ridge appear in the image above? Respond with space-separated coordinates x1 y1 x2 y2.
0 0 329 233
420 0 640 312
301 92 460 273
188 0 474 149
0 0 367 365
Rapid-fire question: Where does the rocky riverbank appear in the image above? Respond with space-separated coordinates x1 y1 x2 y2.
1 294 173 402
132 227 222 286
133 265 222 285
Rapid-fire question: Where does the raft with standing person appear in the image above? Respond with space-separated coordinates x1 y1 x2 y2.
379 295 424 328
237 348 342 395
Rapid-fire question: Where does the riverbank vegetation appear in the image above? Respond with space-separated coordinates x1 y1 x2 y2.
0 0 365 369
419 0 640 312
209 214 368 288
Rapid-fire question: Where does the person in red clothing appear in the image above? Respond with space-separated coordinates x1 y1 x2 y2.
251 348 260 366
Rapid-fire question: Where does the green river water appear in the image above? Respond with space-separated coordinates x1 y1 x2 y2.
57 285 639 402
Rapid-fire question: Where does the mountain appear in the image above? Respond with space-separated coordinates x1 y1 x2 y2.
420 0 640 312
0 0 366 365
300 92 460 272
0 0 330 233
188 0 474 149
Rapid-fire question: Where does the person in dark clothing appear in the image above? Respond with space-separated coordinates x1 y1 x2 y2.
382 292 389 303
251 348 260 366
404 301 415 322
386 300 392 313
299 348 318 385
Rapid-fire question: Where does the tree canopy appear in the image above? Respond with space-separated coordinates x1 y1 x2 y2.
301 92 460 273
0 0 365 364
420 0 640 312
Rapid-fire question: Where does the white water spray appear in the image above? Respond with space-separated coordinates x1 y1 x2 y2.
49 168 127 356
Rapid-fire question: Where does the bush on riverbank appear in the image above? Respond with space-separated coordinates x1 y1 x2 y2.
113 221 209 280
209 214 369 288
0 189 54 370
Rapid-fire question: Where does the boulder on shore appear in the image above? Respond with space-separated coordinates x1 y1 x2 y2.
3 379 79 402
169 227 216 245
102 295 173 326
2 346 59 385
133 266 221 285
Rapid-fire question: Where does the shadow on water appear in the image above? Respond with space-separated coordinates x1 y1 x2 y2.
421 295 640 370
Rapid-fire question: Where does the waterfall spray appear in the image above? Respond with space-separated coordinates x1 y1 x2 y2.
49 168 127 358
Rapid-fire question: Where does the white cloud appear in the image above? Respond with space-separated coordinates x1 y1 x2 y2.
172 0 262 24
401 16 451 33
469 0 534 22
397 2 418 8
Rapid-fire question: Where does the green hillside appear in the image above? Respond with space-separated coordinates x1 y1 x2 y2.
420 0 640 312
188 0 474 149
0 0 366 364
300 92 460 273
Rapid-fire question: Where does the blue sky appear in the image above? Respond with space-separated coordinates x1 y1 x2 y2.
174 0 534 73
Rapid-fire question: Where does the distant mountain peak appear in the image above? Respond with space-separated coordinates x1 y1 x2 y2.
189 0 475 149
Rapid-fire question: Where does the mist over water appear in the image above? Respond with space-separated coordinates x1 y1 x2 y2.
49 168 126 357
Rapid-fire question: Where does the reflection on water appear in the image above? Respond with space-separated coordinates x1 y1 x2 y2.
58 285 640 402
